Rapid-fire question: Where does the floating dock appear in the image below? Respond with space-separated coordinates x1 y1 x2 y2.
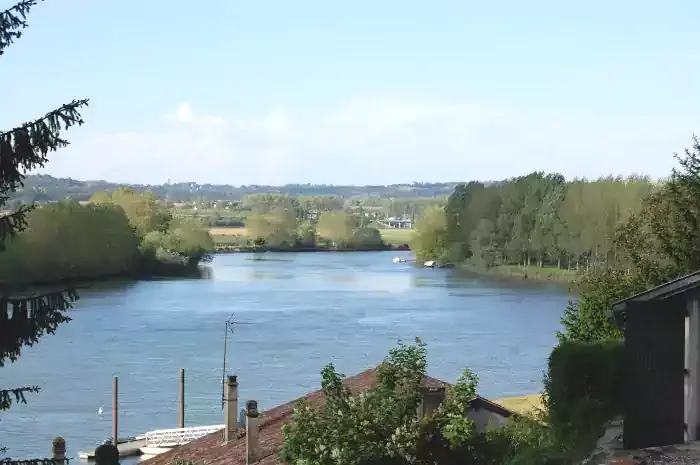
79 424 224 461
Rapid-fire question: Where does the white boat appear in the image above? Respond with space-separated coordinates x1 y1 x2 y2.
139 447 173 457
424 260 436 268
392 257 407 263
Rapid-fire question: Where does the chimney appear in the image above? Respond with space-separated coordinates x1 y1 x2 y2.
245 400 260 465
224 375 239 443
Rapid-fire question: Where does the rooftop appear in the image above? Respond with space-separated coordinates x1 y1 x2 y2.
140 367 468 465
610 269 700 329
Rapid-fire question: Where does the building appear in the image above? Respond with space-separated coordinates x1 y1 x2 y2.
611 269 700 449
141 367 516 465
380 218 413 228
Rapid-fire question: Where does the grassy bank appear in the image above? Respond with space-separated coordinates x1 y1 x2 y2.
494 394 544 415
375 227 414 245
461 264 580 284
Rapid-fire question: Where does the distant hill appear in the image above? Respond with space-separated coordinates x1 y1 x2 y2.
8 174 459 204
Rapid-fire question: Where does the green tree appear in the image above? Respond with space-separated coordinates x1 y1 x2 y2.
296 220 317 247
0 1 88 455
557 138 700 343
410 205 447 262
558 266 646 342
0 202 141 284
316 211 356 248
161 218 215 264
246 208 298 248
92 188 172 237
349 227 385 249
280 339 498 465
469 219 498 268
241 193 300 216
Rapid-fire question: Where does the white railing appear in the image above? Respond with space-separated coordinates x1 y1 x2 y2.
144 424 224 447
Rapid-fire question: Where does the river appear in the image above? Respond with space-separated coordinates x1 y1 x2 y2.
0 251 573 460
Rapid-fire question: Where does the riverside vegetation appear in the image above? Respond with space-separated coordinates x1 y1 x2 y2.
409 173 656 279
0 188 215 287
210 210 393 252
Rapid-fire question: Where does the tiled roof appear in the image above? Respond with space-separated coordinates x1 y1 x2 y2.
139 367 456 465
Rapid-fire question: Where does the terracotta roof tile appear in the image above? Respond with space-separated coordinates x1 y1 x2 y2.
140 367 456 465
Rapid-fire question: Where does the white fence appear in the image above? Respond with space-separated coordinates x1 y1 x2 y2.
144 424 224 447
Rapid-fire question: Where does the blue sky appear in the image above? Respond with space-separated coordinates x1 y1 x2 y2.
2 0 699 185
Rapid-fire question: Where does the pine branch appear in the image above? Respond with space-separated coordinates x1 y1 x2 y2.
0 99 89 241
0 205 33 251
0 385 39 411
0 289 78 367
0 99 90 185
0 0 42 55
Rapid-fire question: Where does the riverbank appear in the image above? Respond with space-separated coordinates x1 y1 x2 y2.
495 394 545 415
0 255 209 292
460 264 580 285
210 226 414 248
214 244 410 253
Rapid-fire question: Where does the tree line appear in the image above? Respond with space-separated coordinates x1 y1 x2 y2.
237 209 388 251
9 174 457 204
0 188 214 287
411 172 658 268
559 135 700 341
180 193 446 229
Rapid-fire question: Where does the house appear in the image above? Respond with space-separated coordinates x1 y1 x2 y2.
610 269 700 449
381 217 414 229
141 367 516 465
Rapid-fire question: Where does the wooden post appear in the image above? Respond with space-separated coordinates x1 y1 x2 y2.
112 376 118 445
179 368 185 428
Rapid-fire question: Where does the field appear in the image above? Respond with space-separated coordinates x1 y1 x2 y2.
209 226 247 236
375 228 415 245
208 226 415 246
494 394 544 415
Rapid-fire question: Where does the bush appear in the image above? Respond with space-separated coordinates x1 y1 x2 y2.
558 265 646 343
350 227 385 249
544 340 624 441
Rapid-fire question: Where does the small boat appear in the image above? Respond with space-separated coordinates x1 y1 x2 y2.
424 260 454 269
392 257 407 263
139 446 173 457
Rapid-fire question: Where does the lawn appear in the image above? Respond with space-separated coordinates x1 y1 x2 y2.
494 394 545 415
378 228 415 245
490 265 579 283
209 226 247 236
209 227 247 245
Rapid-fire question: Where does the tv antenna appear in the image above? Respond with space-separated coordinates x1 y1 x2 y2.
220 311 237 410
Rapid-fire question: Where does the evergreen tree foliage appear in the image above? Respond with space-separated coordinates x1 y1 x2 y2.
0 0 88 457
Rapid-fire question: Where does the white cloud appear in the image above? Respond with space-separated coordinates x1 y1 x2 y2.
166 102 226 126
40 96 699 185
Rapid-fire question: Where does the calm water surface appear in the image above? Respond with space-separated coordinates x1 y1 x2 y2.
1 251 572 459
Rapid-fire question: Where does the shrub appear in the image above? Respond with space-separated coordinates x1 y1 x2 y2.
544 340 624 442
558 265 646 343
